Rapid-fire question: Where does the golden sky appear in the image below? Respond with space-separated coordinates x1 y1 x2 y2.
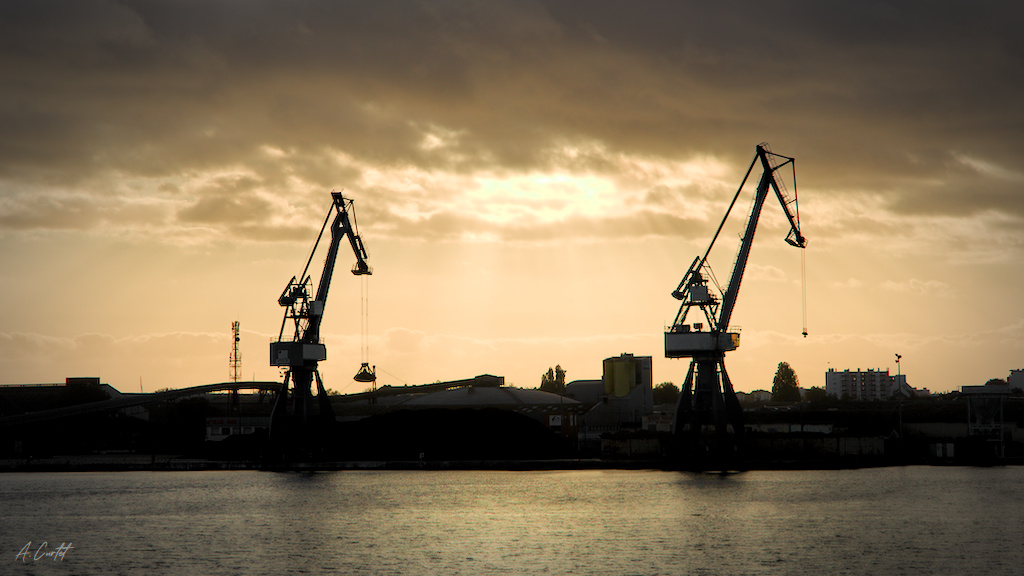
1 1 1022 394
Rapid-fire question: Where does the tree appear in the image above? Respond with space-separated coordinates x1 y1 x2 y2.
771 361 801 402
540 365 566 394
540 367 555 391
653 381 680 405
804 386 827 403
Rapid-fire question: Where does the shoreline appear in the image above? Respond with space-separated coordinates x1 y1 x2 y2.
3 454 1018 473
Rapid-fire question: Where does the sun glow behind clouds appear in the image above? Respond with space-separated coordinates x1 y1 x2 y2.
354 141 737 241
46 130 741 248
469 172 619 225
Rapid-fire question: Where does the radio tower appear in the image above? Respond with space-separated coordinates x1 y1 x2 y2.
230 321 242 382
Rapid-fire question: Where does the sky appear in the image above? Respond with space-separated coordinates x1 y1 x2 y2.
1 0 1022 395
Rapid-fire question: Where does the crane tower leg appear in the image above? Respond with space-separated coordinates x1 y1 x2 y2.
269 365 337 459
672 354 745 470
270 371 291 435
673 362 696 434
313 370 336 424
291 369 314 426
719 360 745 447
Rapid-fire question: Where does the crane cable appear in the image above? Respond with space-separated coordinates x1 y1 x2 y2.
789 157 808 339
801 247 808 337
360 273 370 362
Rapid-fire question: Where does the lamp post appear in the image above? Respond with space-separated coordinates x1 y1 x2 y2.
894 353 905 395
895 352 904 461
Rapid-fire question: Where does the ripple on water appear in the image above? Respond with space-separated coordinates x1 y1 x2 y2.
1 467 1022 575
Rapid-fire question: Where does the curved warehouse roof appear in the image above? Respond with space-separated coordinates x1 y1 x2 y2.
398 386 580 408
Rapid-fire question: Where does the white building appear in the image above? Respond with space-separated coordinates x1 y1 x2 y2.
825 368 910 401
736 390 772 405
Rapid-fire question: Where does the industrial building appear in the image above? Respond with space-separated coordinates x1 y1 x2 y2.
1008 369 1024 393
565 353 654 450
825 368 914 401
365 379 583 440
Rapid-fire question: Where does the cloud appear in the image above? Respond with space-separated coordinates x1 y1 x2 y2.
830 278 865 290
954 154 1024 183
746 264 789 283
879 279 956 298
1 0 1021 239
821 276 956 299
0 189 172 232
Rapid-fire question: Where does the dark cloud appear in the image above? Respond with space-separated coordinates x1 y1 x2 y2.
176 175 270 224
0 191 169 231
177 193 271 225
885 173 1024 217
0 194 105 231
1 0 1022 234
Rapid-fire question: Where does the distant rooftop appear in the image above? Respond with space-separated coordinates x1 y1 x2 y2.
961 383 1011 395
398 386 580 407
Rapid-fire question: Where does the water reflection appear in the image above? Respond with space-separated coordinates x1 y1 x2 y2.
1 468 1022 575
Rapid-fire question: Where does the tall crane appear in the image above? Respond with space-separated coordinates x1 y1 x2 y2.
270 191 372 439
665 143 805 465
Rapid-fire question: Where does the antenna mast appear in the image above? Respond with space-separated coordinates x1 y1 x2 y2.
230 321 242 383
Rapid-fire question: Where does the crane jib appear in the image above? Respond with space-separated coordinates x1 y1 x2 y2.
272 192 373 365
665 143 806 359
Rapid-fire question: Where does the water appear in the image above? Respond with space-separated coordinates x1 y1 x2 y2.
1 467 1022 575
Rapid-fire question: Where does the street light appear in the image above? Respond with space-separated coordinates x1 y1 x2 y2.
895 353 905 459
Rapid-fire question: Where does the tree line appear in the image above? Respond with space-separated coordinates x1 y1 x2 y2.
538 361 813 404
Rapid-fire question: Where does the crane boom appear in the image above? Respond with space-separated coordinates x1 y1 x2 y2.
271 193 371 366
306 193 370 343
665 143 804 358
718 145 805 330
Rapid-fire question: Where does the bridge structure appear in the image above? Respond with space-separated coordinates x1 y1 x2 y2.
0 381 282 428
0 375 506 429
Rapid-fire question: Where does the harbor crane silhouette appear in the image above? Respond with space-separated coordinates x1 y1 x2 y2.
665 143 806 468
269 192 372 445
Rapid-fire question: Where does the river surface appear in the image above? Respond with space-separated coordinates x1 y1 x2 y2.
1 466 1022 575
